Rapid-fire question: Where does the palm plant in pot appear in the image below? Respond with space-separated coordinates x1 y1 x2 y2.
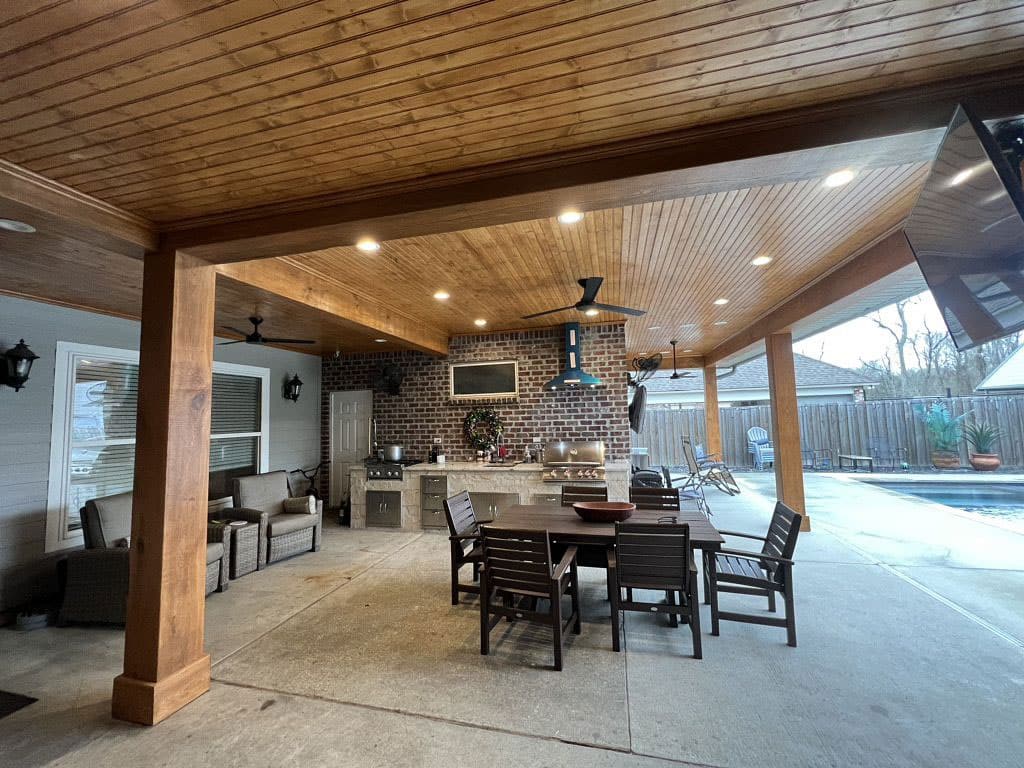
914 402 967 470
964 422 1003 471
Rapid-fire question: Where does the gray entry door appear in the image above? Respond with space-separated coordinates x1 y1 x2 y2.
329 389 373 507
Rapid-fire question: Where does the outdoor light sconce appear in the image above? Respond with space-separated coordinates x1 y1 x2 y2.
283 373 303 402
2 339 39 392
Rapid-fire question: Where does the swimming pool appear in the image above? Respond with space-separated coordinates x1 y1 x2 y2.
860 480 1024 523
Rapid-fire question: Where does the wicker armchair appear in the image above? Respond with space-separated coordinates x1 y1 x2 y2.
217 471 323 566
59 493 229 626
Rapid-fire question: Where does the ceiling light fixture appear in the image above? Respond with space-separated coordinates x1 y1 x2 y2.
374 338 387 343
648 325 661 330
0 219 36 233
433 290 450 300
356 238 381 252
713 298 729 306
683 348 693 353
750 255 773 266
713 321 728 326
474 319 487 327
558 210 584 224
824 169 856 188
583 308 600 317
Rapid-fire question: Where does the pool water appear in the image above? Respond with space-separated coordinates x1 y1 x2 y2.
862 481 1024 523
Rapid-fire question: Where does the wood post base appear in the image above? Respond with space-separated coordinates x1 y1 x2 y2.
112 653 211 725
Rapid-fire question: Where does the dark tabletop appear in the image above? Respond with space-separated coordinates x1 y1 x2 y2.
488 504 724 550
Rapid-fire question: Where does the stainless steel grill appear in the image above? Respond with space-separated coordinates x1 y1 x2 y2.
542 440 606 483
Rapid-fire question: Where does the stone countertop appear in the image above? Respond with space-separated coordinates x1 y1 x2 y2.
401 460 631 473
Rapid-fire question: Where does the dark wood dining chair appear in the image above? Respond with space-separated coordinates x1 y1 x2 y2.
443 491 483 605
560 485 608 506
478 526 581 671
629 486 681 513
708 501 803 647
606 522 701 659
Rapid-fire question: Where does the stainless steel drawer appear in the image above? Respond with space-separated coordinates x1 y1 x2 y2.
422 492 444 510
421 506 446 529
421 475 447 494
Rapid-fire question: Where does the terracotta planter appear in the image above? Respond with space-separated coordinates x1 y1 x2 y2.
968 453 1001 472
930 451 961 470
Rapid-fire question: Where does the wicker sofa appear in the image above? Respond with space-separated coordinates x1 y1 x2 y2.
58 492 229 626
216 471 322 567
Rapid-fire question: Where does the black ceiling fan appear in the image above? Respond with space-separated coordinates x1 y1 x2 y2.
521 276 646 320
217 316 316 346
668 340 694 379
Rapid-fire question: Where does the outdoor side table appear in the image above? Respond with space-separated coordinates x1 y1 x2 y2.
226 520 260 579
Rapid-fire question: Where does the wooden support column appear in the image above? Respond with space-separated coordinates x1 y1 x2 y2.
703 363 722 458
765 332 809 531
112 249 216 725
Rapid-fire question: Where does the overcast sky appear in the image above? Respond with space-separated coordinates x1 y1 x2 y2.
793 290 945 370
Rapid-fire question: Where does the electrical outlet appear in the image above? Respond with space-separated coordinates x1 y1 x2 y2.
433 437 442 444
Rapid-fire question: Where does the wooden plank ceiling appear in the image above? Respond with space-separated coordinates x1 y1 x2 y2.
280 160 930 358
1 0 1020 224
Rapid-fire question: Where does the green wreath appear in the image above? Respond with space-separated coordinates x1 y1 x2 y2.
463 408 504 451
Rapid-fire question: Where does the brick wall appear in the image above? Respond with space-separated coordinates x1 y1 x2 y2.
320 324 630 498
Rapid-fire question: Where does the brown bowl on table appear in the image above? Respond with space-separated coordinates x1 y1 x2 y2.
572 501 636 523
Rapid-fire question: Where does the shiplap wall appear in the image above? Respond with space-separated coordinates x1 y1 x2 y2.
635 397 1024 469
0 295 321 612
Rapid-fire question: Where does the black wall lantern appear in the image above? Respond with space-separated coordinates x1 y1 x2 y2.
283 373 303 402
2 339 38 392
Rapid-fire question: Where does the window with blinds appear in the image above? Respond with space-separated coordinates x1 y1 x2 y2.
47 343 270 551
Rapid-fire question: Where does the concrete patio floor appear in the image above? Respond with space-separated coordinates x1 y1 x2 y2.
2 476 1023 768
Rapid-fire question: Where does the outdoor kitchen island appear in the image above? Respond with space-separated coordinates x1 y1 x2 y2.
349 460 630 530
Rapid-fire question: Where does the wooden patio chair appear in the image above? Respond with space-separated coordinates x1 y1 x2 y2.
629 486 681 513
560 485 608 506
747 426 775 470
478 526 581 671
606 522 701 659
708 501 803 647
443 490 483 605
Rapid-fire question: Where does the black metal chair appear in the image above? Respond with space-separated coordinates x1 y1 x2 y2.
607 522 701 659
560 485 608 506
478 526 581 671
661 441 711 515
708 501 803 647
443 491 483 605
868 436 908 471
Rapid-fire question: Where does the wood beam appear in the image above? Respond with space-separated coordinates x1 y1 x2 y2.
164 67 1024 264
703 363 722 459
215 259 448 356
0 159 157 254
112 249 215 725
647 354 705 370
706 230 916 366
765 332 808 531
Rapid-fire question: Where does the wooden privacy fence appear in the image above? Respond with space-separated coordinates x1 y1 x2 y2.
633 396 1024 470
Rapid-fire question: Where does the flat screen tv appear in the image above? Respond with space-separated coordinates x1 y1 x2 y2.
904 104 1024 351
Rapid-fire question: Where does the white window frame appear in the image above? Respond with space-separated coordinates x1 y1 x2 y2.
45 342 270 553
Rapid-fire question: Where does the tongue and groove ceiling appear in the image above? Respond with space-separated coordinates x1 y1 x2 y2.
0 0 1021 358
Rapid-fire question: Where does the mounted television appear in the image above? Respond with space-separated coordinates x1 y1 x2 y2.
904 104 1024 351
449 360 518 400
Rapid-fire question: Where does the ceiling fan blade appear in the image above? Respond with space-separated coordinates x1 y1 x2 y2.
591 302 646 317
216 340 247 346
521 305 576 320
262 337 317 344
578 276 604 304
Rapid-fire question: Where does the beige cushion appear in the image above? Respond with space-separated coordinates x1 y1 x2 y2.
82 493 133 549
268 513 318 537
206 542 224 564
232 471 290 517
283 496 316 516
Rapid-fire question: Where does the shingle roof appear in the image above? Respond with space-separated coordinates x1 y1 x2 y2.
642 353 878 394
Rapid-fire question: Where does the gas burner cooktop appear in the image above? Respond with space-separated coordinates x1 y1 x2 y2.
541 466 607 483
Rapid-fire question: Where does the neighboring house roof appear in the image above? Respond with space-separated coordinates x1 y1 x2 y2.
976 345 1024 392
643 353 878 394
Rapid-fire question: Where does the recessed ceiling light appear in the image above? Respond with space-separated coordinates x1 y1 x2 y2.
713 298 729 306
648 325 661 330
683 348 693 353
356 238 381 252
0 218 36 233
713 321 728 326
951 168 974 186
558 210 584 224
433 290 450 300
474 319 487 327
824 169 856 188
583 308 600 317
374 338 387 343
750 255 773 266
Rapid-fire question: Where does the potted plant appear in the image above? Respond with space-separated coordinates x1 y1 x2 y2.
964 422 1003 471
914 402 967 469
